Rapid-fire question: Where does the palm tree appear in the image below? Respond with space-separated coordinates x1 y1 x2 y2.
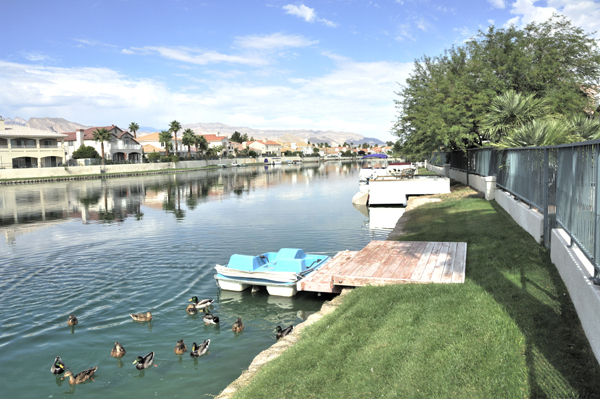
128 122 140 139
565 114 600 141
159 130 172 156
481 90 554 142
494 119 571 149
181 128 196 158
169 120 182 157
92 127 112 164
194 135 209 158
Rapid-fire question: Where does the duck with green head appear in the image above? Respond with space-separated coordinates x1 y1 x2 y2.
188 297 214 311
190 340 210 357
275 325 294 340
51 356 66 375
202 307 219 324
133 352 157 370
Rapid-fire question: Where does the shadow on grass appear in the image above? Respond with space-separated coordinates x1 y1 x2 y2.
400 187 600 398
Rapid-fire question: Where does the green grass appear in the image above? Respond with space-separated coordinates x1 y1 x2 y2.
233 184 600 399
417 167 438 176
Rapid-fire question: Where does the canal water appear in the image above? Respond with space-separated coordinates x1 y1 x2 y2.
0 162 400 398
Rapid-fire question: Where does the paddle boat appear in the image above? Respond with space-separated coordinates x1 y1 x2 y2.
215 248 330 297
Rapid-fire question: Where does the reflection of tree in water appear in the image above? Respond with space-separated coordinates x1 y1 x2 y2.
163 181 186 221
78 192 101 208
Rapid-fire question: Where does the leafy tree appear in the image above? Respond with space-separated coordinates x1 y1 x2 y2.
230 131 245 143
159 130 172 156
386 141 394 146
181 128 196 158
147 152 161 162
394 15 600 158
128 122 140 139
313 147 320 154
72 145 100 159
169 120 182 156
250 136 255 141
194 135 209 158
248 149 258 157
92 127 112 163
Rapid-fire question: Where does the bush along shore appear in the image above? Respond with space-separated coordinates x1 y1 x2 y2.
225 184 600 399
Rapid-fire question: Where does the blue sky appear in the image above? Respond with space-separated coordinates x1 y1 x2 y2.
2 0 599 141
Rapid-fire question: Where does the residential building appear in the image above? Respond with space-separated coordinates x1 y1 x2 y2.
136 132 232 157
0 117 67 168
63 125 142 163
245 140 282 156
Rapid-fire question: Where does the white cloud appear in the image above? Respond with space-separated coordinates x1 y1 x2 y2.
21 52 53 61
488 0 506 9
282 4 338 27
504 0 600 37
283 4 316 22
235 33 317 50
0 57 412 141
123 46 268 66
72 39 117 48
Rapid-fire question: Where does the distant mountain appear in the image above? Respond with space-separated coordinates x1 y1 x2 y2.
5 117 88 133
182 122 379 146
138 126 161 133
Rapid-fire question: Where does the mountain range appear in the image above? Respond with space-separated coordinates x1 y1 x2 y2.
4 117 385 146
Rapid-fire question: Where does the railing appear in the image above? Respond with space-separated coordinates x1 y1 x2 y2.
431 140 600 277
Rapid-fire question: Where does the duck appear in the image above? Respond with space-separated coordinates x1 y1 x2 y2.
130 311 152 322
232 318 244 333
111 342 126 358
51 356 66 375
190 340 210 357
62 367 97 385
174 339 187 355
67 314 78 326
133 352 157 370
188 297 214 310
186 305 198 315
202 307 219 324
275 325 294 340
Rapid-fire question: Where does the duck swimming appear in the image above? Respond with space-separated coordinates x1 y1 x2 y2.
275 325 294 340
190 340 210 357
67 314 78 326
174 340 187 355
111 342 126 358
133 352 157 370
202 307 219 324
130 311 152 322
232 318 244 332
62 367 97 384
51 356 66 375
188 297 214 310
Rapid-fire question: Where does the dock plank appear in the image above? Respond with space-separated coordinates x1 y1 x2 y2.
299 241 467 293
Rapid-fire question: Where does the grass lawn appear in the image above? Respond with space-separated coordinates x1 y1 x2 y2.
233 184 600 399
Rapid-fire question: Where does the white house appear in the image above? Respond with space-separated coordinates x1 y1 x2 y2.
63 125 142 163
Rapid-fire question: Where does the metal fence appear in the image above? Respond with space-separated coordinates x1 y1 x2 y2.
430 140 600 277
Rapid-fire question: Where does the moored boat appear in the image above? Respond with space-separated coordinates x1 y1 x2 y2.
215 248 330 297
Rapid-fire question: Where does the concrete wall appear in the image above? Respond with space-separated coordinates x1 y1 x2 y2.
495 189 544 244
551 228 600 364
428 164 447 177
449 168 468 185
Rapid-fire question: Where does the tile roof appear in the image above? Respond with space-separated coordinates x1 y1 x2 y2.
202 134 226 142
62 125 120 141
136 132 162 141
0 125 67 138
142 144 164 153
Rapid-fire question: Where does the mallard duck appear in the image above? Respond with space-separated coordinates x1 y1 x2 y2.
174 339 187 354
202 307 219 324
188 297 214 310
51 356 66 375
62 367 97 384
130 311 152 322
67 314 78 326
133 352 156 370
111 342 126 358
275 325 294 340
190 340 210 357
186 305 198 315
232 318 244 332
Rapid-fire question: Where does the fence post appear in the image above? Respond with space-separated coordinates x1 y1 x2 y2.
594 145 599 278
543 148 549 248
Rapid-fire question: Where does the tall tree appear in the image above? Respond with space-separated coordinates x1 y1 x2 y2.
169 120 182 156
159 130 172 156
181 128 196 158
194 134 209 158
394 15 600 158
92 127 112 164
128 122 140 139
230 131 243 143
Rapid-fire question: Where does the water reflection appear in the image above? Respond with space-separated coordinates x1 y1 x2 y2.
0 163 360 243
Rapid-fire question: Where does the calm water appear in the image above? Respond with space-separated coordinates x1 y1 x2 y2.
0 162 399 397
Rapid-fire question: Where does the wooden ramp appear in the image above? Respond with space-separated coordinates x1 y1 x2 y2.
300 241 467 293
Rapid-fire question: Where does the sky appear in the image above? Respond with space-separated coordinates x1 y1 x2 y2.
2 0 600 142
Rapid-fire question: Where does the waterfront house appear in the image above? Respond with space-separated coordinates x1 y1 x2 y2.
245 140 282 156
63 125 142 163
0 117 67 168
136 132 232 157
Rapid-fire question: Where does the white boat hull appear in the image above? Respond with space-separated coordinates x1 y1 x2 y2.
266 285 297 297
218 280 251 292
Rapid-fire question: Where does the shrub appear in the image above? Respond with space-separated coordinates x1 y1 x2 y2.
72 145 100 159
147 152 161 163
159 155 170 162
170 154 180 163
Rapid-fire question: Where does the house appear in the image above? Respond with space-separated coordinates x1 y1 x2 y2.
136 132 232 157
203 134 233 156
0 117 67 168
63 125 142 163
245 140 282 156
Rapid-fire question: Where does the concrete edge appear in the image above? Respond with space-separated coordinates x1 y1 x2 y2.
215 289 352 399
551 228 600 363
495 189 543 244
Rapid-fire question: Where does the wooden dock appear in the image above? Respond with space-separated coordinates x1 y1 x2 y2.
300 241 467 293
